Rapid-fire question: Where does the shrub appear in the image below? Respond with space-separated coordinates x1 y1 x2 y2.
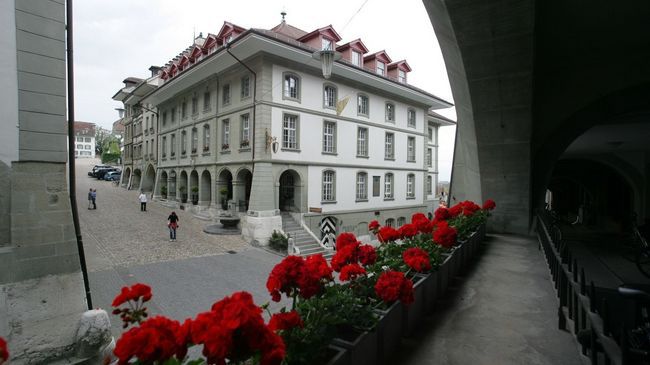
269 230 288 252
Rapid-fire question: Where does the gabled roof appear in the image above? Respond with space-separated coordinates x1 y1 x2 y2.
297 25 342 42
189 46 203 61
202 33 221 51
364 50 392 64
216 21 247 39
269 21 308 39
336 38 369 53
388 60 412 72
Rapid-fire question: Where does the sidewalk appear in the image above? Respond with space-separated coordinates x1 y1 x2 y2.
398 234 584 365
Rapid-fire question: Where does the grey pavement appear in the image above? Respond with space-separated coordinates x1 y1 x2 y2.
74 158 285 338
398 234 585 365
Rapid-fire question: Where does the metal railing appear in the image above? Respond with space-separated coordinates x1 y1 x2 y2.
536 211 622 364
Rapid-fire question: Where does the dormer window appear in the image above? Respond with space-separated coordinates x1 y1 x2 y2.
322 38 333 51
225 34 234 43
376 61 385 76
352 51 362 67
399 70 407 83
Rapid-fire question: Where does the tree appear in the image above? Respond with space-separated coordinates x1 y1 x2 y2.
101 135 121 164
95 128 110 155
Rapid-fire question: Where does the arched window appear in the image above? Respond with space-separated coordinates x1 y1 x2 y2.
322 170 336 202
356 172 368 201
283 72 301 101
397 217 406 227
385 102 395 122
385 218 395 227
357 94 369 116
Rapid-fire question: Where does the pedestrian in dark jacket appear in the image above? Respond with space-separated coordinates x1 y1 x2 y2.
167 211 179 242
91 189 97 209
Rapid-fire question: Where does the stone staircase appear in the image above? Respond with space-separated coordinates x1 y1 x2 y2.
280 212 332 259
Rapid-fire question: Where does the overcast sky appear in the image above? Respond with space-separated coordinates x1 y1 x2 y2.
74 0 456 181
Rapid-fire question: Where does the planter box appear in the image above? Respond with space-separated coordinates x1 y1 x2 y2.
332 329 377 365
437 254 452 299
324 345 350 365
402 274 427 337
419 271 439 314
374 301 402 365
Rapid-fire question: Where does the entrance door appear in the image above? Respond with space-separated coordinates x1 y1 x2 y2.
279 171 295 212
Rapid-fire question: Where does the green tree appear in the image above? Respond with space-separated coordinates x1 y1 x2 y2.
95 128 110 155
101 136 121 164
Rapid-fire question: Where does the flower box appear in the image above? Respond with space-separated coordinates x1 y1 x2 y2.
402 274 427 337
374 301 402 365
324 344 350 365
437 253 453 298
332 329 377 365
418 271 439 314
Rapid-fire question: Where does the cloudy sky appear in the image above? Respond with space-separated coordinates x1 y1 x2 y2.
74 0 456 180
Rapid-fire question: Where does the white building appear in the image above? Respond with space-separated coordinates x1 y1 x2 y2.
73 121 96 158
120 18 453 248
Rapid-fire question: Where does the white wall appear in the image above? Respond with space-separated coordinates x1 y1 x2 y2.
0 1 19 166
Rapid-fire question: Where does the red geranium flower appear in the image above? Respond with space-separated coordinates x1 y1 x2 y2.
331 243 359 272
368 220 380 233
374 270 414 305
357 244 377 266
266 255 332 301
461 201 481 216
300 254 333 298
335 232 358 251
0 337 8 364
339 263 367 281
377 226 399 243
434 207 451 221
483 199 496 210
448 203 463 217
114 315 187 365
112 283 152 307
411 213 432 233
433 221 457 248
402 247 431 272
398 223 418 239
268 311 303 332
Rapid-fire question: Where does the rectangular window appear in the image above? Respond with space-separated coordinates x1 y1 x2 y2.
203 91 211 110
181 101 187 119
427 148 432 167
76 144 83 149
203 126 210 151
357 127 368 157
407 137 416 162
162 111 167 125
376 61 385 76
384 174 393 199
84 137 91 143
428 127 433 142
283 114 298 149
222 119 230 150
357 94 369 116
222 84 231 105
398 70 406 83
407 174 415 198
145 141 148 155
322 38 332 50
284 74 299 100
372 176 380 197
191 129 198 153
385 133 394 160
181 132 187 154
322 121 336 154
170 134 176 156
241 76 250 99
76 137 83 142
407 109 416 127
191 97 198 115
324 85 336 108
385 103 395 122
322 171 335 202
352 51 361 67
427 176 432 194
356 173 367 200
241 114 250 147
84 145 91 150
171 108 176 122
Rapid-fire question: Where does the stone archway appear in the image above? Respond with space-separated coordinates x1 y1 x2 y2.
142 164 156 193
132 169 142 191
278 169 301 212
235 168 252 211
217 169 233 210
179 170 188 203
200 170 211 206
189 170 199 205
158 171 168 198
122 167 131 188
168 170 177 200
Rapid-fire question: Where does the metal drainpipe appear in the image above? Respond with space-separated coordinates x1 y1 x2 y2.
66 0 93 309
226 47 257 173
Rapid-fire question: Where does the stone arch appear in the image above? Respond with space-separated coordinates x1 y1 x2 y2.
217 168 233 209
278 169 301 212
132 168 142 191
142 163 156 193
235 168 253 211
158 170 168 198
200 170 211 206
179 170 188 203
189 170 199 204
122 167 132 188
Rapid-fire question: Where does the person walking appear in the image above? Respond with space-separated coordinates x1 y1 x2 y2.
167 211 179 242
91 189 97 210
139 191 148 212
87 188 93 209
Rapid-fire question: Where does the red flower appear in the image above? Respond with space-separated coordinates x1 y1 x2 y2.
268 311 303 332
114 316 187 365
335 232 358 251
402 247 431 272
266 255 332 301
411 213 432 233
339 263 366 281
300 254 333 299
398 223 418 239
377 226 399 243
374 271 414 305
357 244 377 266
461 201 481 216
112 283 152 307
368 220 380 233
483 199 496 210
433 221 457 248
0 337 8 364
448 203 463 217
434 207 451 221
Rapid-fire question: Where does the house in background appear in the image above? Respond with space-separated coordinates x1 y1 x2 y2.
73 121 96 158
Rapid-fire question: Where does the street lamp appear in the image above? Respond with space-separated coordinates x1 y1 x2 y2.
313 50 341 79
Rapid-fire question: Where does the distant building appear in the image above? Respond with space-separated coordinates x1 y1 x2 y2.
73 121 96 158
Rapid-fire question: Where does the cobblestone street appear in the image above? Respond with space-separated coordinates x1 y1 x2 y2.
74 158 284 337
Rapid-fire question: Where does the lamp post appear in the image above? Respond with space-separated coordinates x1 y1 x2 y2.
312 50 341 79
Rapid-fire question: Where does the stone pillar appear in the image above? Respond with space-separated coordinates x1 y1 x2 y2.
243 162 281 244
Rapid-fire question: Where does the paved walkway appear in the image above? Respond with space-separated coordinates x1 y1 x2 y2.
398 234 585 365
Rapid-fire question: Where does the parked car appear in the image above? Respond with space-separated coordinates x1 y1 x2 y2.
95 167 119 180
104 171 121 181
88 164 111 177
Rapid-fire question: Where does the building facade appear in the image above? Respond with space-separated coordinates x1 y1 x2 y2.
73 121 96 158
119 19 452 245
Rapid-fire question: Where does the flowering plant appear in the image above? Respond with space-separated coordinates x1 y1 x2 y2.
374 270 414 305
111 283 152 327
0 337 8 365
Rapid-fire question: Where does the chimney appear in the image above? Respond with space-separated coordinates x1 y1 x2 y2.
149 65 162 77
